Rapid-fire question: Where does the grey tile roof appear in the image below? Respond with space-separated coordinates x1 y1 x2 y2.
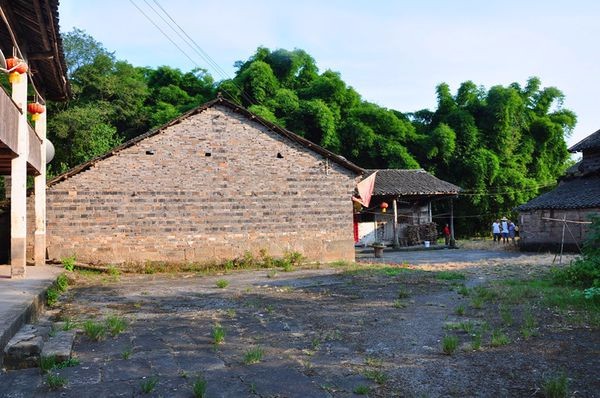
516 175 600 211
364 169 461 196
569 129 600 152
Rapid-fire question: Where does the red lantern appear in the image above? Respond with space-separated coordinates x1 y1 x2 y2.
6 57 28 84
28 102 45 121
380 202 389 213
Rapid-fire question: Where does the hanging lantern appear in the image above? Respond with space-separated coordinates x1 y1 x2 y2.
28 102 45 121
380 202 389 213
6 57 28 84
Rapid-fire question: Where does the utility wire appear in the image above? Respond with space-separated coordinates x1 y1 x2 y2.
146 0 257 107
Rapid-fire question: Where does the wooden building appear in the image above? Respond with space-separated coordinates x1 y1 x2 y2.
0 0 70 277
517 129 600 251
355 169 461 246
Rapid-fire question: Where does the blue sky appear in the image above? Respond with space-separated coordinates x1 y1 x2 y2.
59 0 599 147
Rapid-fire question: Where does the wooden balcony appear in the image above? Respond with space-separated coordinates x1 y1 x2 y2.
0 86 43 176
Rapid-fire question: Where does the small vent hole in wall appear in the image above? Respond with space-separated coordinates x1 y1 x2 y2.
146 150 155 155
205 152 212 157
276 152 283 159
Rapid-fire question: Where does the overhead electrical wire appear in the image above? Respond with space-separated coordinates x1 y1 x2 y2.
129 0 256 108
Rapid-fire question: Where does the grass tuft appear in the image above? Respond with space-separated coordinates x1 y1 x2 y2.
542 372 569 398
106 315 127 336
46 373 67 390
363 369 388 384
435 271 466 280
140 376 158 394
212 324 225 345
490 329 510 347
215 279 229 288
192 377 208 398
83 320 106 341
353 384 370 395
243 346 264 364
441 335 459 355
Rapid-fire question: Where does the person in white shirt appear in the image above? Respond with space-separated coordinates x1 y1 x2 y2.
501 217 509 243
492 220 501 243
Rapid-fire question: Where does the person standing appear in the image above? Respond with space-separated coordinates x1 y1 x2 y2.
443 224 451 246
501 217 509 244
508 220 516 245
492 219 501 243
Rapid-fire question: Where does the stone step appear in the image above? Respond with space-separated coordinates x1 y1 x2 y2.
2 320 76 370
40 330 76 363
2 324 46 370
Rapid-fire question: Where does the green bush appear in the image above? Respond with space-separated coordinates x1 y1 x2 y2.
553 258 599 288
553 215 600 288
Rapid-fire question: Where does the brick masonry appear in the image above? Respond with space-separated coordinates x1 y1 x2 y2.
26 105 360 265
518 208 595 252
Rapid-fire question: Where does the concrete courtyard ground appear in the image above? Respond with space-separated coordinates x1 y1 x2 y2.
1 245 598 397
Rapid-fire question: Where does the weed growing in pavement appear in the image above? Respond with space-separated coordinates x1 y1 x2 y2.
441 335 459 355
393 299 407 309
106 315 127 336
471 296 484 309
435 271 466 280
354 384 370 395
56 274 69 292
46 286 60 307
192 377 208 398
365 356 383 367
500 305 514 326
397 287 410 299
457 285 470 296
471 332 482 350
243 346 264 364
311 337 321 350
46 373 67 390
460 321 475 334
215 279 229 288
521 308 538 339
61 255 76 271
55 357 80 369
83 320 106 341
121 347 132 359
364 369 388 384
140 376 158 394
40 356 57 373
226 308 236 318
61 318 76 331
455 305 465 316
542 372 569 398
490 329 510 347
212 324 225 345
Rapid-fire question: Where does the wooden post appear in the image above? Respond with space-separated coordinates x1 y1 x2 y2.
10 72 28 278
34 110 47 266
449 198 455 247
392 198 399 247
559 214 566 265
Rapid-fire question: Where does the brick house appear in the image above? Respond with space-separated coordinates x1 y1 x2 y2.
28 97 364 265
517 129 600 251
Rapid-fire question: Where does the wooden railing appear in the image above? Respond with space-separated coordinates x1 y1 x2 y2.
0 86 43 174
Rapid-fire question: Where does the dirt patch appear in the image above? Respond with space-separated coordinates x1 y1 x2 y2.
1 251 597 397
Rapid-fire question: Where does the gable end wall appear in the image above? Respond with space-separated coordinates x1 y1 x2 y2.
29 106 358 264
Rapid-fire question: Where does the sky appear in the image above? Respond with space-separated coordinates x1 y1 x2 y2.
58 0 599 147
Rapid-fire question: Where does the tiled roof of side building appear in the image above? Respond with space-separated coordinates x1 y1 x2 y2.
364 169 461 196
569 128 600 152
516 175 600 211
